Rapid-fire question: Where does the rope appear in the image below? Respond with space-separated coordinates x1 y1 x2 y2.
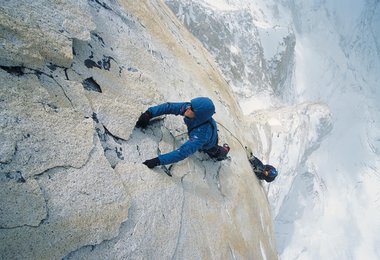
215 121 246 150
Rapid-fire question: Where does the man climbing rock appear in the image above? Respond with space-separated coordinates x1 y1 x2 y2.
248 153 278 183
136 97 230 168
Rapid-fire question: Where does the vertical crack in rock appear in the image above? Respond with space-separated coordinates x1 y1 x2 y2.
214 164 224 196
196 162 206 180
228 244 237 260
136 144 141 156
34 176 51 226
91 113 128 169
50 77 75 110
64 68 69 80
72 44 77 57
171 176 186 260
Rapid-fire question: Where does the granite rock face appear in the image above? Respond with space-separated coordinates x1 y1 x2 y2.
0 173 46 229
0 70 94 178
0 0 95 69
0 138 130 259
0 0 277 259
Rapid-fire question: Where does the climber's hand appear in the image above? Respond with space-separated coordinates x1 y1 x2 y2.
143 157 160 168
136 111 152 128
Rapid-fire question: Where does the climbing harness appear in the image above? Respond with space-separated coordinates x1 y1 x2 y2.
156 119 248 177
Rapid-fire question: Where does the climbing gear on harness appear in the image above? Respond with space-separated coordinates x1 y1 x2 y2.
204 143 230 161
217 143 230 161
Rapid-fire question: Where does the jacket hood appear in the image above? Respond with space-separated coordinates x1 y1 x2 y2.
190 97 215 124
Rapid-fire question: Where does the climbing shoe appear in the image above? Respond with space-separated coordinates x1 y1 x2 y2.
216 143 230 161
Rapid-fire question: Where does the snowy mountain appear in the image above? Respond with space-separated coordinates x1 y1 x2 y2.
165 0 296 102
165 0 380 259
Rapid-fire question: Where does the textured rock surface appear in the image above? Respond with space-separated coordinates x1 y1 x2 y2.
0 138 130 259
0 0 95 69
0 174 46 228
0 70 94 178
0 0 278 259
65 121 275 259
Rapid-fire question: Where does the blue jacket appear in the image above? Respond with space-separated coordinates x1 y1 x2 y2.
148 97 218 165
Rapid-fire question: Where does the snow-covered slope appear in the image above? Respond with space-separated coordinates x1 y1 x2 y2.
165 0 380 259
165 0 295 102
279 1 380 259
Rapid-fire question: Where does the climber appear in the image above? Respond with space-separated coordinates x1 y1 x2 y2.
136 97 230 168
246 149 278 182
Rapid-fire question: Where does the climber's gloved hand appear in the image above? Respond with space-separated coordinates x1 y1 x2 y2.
135 111 152 128
143 157 160 169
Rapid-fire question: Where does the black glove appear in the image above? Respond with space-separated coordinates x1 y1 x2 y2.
135 111 152 128
143 157 160 168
